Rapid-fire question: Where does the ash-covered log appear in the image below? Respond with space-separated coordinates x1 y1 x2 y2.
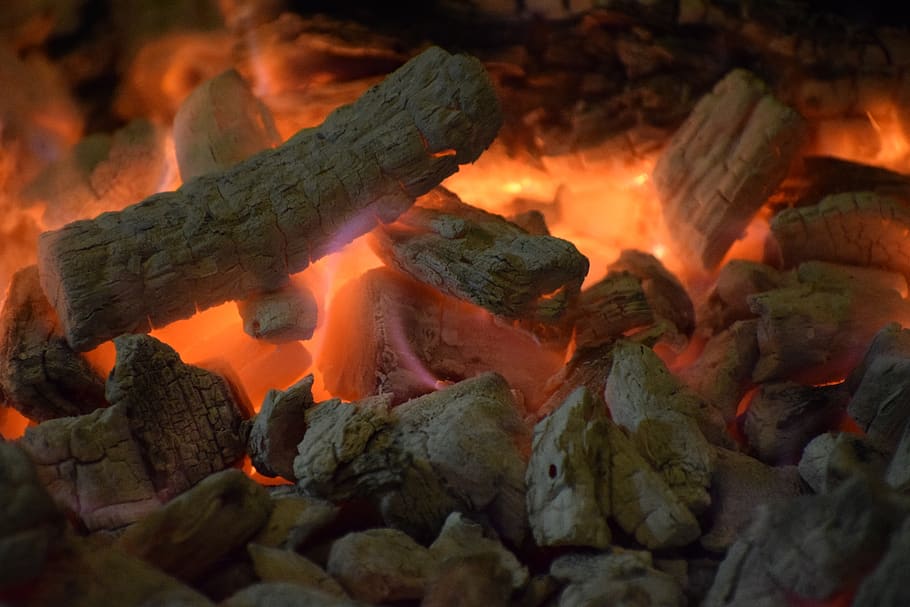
319 267 564 408
372 187 589 326
742 381 849 465
798 432 890 495
652 68 805 269
117 469 272 582
848 323 910 451
767 192 910 278
38 46 502 351
294 373 528 544
0 265 105 422
16 334 247 529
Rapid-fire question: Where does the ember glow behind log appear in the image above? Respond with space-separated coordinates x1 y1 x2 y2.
38 46 502 351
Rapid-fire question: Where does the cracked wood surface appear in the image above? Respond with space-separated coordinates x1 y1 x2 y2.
0 265 105 422
573 272 652 351
38 46 502 351
371 187 589 325
652 68 805 269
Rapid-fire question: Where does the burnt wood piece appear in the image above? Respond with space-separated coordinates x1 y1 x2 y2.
247 374 313 481
294 373 529 544
526 387 612 548
118 469 272 582
319 267 564 409
38 46 502 351
799 432 890 495
0 442 64 590
371 187 589 325
704 477 906 607
173 68 280 182
771 156 910 209
886 421 910 492
428 512 527 591
700 448 803 553
247 543 348 597
679 319 759 422
699 260 788 334
573 272 653 351
223 582 360 607
106 334 247 498
326 528 435 604
17 334 248 530
236 280 319 343
848 323 910 451
0 265 105 422
767 192 910 277
606 341 717 514
605 417 700 550
251 495 338 551
749 263 910 383
21 120 171 230
853 517 910 607
743 381 850 465
608 249 695 337
17 543 214 607
550 551 685 607
423 554 513 607
652 68 805 270
537 342 617 420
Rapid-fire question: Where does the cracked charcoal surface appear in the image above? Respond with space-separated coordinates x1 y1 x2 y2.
38 46 502 351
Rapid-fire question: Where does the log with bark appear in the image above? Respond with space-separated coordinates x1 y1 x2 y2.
371 187 589 326
652 68 806 270
0 265 106 422
318 267 565 409
16 334 247 530
38 46 503 351
293 373 529 544
767 191 910 279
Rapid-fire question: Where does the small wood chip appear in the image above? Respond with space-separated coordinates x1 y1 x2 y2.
236 280 319 343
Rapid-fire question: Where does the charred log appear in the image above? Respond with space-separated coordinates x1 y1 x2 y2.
799 432 890 495
247 375 313 481
38 46 502 351
573 272 653 351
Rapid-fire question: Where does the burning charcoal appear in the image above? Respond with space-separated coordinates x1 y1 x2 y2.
428 512 528 591
526 387 612 548
371 187 589 325
319 267 564 408
423 553 514 607
222 582 360 607
678 319 759 422
606 418 700 549
750 263 910 383
326 528 436 604
247 544 348 598
105 334 247 498
767 192 910 278
772 156 910 208
606 341 721 513
742 381 849 465
886 421 910 492
853 516 910 607
573 272 653 351
19 543 214 607
550 551 686 607
247 374 314 480
537 342 616 419
704 477 905 607
117 469 272 582
848 323 910 451
22 120 172 229
173 68 280 182
799 432 890 494
294 373 529 544
0 265 106 422
608 249 695 338
252 494 338 550
0 442 63 590
17 404 162 530
236 280 319 343
699 260 788 334
652 68 805 269
39 46 502 352
700 448 803 552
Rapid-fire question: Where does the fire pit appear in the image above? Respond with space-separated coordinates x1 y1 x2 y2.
2 1 910 606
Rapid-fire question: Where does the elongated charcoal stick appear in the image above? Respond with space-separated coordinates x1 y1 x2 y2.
38 46 502 351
